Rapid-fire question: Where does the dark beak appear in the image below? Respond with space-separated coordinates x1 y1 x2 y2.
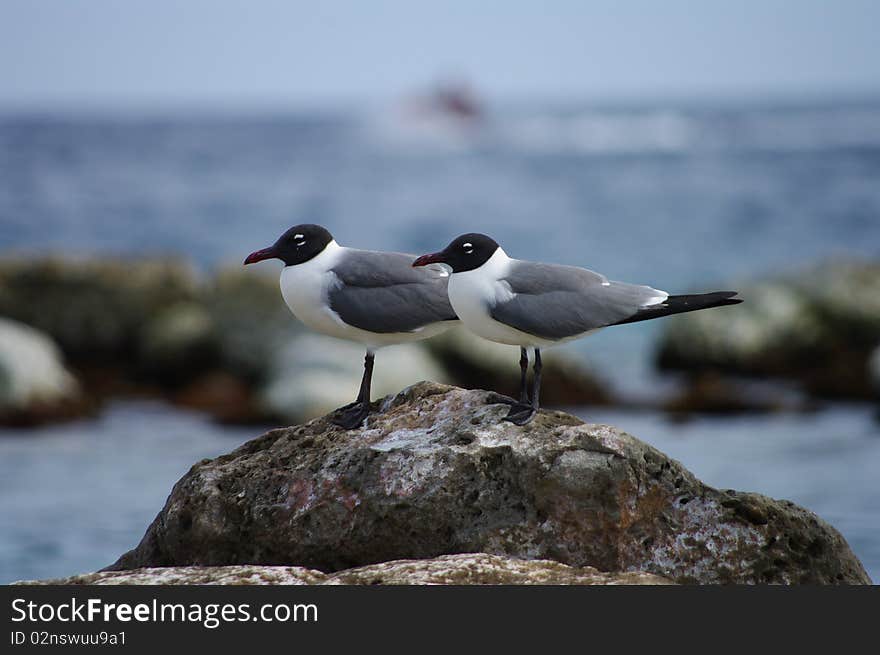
412 251 446 267
243 246 278 265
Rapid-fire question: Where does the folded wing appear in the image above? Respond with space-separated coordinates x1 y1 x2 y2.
490 261 668 340
329 250 458 333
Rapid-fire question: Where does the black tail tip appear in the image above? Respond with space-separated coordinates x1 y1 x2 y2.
718 291 743 306
665 290 744 312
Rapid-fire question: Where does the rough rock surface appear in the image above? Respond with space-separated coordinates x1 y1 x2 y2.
108 382 869 584
20 554 671 585
657 260 880 400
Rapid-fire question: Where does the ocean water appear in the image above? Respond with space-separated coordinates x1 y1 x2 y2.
0 402 264 584
1 101 879 583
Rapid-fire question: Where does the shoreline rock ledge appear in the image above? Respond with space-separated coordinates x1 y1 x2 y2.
22 554 671 585
107 382 869 585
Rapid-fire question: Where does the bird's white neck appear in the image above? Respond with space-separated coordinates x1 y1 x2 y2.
284 239 343 271
462 247 511 277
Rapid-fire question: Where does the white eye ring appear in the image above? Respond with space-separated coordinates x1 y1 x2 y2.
463 242 473 253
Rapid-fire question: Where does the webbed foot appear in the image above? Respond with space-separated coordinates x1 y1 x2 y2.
485 392 518 406
503 402 537 425
332 403 370 429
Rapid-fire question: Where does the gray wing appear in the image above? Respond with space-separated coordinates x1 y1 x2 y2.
328 250 457 333
490 261 666 340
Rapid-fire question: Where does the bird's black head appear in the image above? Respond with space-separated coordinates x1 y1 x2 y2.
412 233 500 273
244 224 334 267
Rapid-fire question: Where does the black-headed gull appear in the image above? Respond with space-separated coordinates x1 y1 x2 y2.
414 233 741 425
245 224 457 428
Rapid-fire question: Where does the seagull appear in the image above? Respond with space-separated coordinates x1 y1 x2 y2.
245 224 457 428
413 233 742 425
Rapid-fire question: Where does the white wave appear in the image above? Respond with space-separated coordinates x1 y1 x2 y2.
498 111 698 154
361 104 880 155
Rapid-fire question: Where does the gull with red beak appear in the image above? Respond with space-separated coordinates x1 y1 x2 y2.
245 224 457 428
414 233 742 425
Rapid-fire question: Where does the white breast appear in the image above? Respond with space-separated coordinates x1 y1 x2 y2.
448 248 557 348
279 241 455 349
279 241 349 340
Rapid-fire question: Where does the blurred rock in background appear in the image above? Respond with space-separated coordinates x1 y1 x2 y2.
0 257 610 427
0 317 90 425
871 346 880 393
657 259 880 402
660 372 813 417
0 257 198 394
259 335 451 422
6 255 879 429
426 326 611 406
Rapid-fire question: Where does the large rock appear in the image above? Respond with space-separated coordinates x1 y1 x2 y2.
108 382 869 584
657 260 880 400
0 318 87 425
19 554 671 585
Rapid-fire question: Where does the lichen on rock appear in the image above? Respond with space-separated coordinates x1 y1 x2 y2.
18 554 673 586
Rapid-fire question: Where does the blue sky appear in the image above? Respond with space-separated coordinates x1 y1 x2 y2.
1 0 879 109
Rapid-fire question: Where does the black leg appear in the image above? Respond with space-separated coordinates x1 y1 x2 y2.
504 347 539 425
531 348 542 409
333 351 375 429
518 347 529 403
358 351 374 403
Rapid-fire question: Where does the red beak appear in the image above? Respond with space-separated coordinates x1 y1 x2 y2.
243 246 278 265
412 252 446 267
